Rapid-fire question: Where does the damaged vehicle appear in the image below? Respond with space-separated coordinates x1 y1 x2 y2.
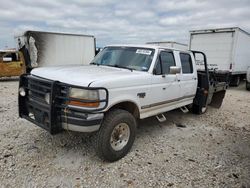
0 50 25 78
18 31 229 161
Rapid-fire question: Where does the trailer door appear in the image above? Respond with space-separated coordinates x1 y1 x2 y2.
190 32 234 71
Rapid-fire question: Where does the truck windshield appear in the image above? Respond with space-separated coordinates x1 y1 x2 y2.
91 47 155 71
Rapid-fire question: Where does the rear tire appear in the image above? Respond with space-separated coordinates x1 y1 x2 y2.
192 104 207 115
94 109 137 162
246 81 250 91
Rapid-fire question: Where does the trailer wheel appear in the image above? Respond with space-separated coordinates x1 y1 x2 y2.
230 76 240 87
94 109 137 162
246 81 250 91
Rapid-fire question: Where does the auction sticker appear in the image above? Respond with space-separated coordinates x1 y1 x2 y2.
136 49 152 55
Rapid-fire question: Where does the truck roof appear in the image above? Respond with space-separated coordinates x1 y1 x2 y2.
190 27 250 36
106 44 190 52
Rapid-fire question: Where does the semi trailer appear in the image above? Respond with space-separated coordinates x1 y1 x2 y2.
189 27 250 86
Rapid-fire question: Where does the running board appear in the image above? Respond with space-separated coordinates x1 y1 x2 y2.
180 106 189 113
156 113 166 122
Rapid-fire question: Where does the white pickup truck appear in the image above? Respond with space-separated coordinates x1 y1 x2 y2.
18 44 229 161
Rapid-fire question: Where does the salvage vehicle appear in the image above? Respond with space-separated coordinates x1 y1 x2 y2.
16 30 96 72
18 43 229 161
0 50 25 77
246 67 250 91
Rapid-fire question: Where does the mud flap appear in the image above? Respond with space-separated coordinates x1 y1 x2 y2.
209 90 226 108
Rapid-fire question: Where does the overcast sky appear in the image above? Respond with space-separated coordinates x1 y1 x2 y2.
1 0 250 49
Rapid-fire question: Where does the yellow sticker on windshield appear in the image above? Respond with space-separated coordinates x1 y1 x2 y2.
136 49 152 55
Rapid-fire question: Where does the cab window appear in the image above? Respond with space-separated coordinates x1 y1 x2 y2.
180 53 193 74
154 51 175 75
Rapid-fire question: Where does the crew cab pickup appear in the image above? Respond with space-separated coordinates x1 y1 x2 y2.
18 44 229 161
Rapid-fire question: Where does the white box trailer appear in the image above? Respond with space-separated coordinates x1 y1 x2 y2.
146 41 188 50
16 30 96 71
189 27 250 86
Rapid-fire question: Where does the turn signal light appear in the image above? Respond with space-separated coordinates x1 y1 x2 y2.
67 100 100 108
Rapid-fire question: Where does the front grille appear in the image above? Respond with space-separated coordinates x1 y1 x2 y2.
25 76 53 131
27 77 52 105
19 75 63 134
19 74 109 135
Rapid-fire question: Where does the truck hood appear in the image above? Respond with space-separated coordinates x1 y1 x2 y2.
31 65 145 87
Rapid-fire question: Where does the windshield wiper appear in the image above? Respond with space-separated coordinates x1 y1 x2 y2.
104 64 133 72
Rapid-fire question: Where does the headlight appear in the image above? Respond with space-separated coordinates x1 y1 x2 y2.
69 88 99 100
68 88 100 108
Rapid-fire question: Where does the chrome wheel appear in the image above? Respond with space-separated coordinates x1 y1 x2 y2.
110 123 130 151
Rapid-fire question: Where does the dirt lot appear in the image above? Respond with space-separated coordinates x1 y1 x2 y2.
0 79 249 188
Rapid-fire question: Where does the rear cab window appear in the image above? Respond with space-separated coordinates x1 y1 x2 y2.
180 53 193 74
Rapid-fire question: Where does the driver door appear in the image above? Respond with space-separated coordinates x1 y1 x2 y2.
147 50 181 109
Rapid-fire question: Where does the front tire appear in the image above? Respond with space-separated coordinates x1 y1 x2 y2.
94 109 137 162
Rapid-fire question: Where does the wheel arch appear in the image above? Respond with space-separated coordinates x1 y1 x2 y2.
105 100 140 119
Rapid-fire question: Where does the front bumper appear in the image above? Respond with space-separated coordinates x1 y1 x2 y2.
18 74 108 134
61 113 104 132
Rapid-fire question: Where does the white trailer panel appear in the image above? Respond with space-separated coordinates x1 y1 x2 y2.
233 29 250 74
16 31 96 68
189 27 250 75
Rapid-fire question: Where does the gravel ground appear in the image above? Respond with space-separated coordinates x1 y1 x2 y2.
0 78 250 188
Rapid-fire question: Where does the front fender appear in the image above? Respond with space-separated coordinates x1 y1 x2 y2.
105 94 141 112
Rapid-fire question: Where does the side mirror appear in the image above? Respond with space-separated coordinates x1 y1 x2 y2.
169 66 181 74
3 57 12 62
